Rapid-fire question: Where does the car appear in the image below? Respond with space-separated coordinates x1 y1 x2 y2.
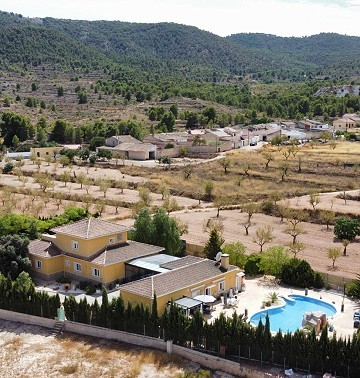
249 141 258 146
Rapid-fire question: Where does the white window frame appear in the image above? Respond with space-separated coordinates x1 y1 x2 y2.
117 234 123 242
205 287 212 296
74 262 82 272
65 260 70 268
218 281 225 292
92 268 100 278
35 260 42 269
109 237 115 244
72 240 79 250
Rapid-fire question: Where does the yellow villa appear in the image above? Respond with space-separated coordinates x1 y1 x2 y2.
119 254 244 314
28 218 164 286
28 217 244 313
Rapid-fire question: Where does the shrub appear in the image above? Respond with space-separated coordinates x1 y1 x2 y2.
85 284 96 295
261 200 275 215
280 258 315 288
79 281 91 291
244 254 262 276
3 162 14 173
56 276 71 284
313 272 324 289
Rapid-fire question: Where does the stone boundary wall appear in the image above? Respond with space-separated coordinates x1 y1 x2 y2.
173 344 267 378
63 321 167 352
0 309 57 328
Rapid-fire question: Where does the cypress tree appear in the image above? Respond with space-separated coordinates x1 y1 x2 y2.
203 229 224 260
99 287 109 327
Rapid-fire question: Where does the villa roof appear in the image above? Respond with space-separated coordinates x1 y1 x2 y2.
50 218 129 239
111 135 142 144
113 142 156 152
28 238 164 265
28 239 62 258
119 258 239 298
160 255 203 270
91 241 164 266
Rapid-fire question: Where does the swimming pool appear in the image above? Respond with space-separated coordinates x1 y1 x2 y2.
250 294 337 333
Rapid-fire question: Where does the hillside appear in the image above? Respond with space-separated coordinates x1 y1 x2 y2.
227 32 360 77
1 11 360 129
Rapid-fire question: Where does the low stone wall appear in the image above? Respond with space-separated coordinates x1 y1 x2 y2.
172 345 267 378
0 309 57 329
322 272 353 289
0 308 276 377
186 243 204 255
63 321 167 352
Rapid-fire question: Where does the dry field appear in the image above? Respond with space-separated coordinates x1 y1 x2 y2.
119 141 360 202
153 208 359 280
1 141 359 281
0 320 203 378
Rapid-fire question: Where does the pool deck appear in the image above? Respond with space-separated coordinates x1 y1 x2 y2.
207 277 359 339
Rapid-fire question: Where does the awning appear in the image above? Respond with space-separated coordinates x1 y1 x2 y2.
193 294 217 304
174 297 203 310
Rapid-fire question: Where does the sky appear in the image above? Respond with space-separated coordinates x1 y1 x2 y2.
1 0 360 37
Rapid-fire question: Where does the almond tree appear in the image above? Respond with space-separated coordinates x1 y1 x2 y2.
309 192 320 210
241 201 259 223
253 225 273 252
76 172 87 189
287 241 305 258
328 247 341 268
261 151 274 170
60 171 71 187
34 172 54 192
285 210 307 245
218 157 231 174
98 179 111 198
321 210 335 230
138 187 152 206
213 196 229 217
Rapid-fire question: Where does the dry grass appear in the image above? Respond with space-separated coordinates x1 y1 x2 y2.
120 141 360 203
59 363 79 375
0 324 190 377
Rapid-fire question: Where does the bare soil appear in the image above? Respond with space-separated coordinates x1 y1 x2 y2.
168 208 360 280
0 320 196 378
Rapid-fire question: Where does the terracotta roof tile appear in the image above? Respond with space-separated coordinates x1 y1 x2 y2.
91 241 164 266
160 255 203 270
50 218 129 239
119 258 238 298
28 239 62 258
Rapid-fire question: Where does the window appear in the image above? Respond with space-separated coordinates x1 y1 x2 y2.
74 263 81 272
72 240 79 250
35 260 42 269
117 234 123 242
109 237 115 244
65 260 70 267
92 268 100 277
219 281 225 291
205 287 211 295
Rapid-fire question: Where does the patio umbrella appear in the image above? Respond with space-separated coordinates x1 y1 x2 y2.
193 294 217 304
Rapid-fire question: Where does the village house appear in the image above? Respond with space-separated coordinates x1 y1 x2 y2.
98 135 157 160
297 119 329 132
333 114 360 132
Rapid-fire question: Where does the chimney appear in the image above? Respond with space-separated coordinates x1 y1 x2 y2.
220 253 229 270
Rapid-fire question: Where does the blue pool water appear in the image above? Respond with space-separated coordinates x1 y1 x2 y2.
250 295 337 333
